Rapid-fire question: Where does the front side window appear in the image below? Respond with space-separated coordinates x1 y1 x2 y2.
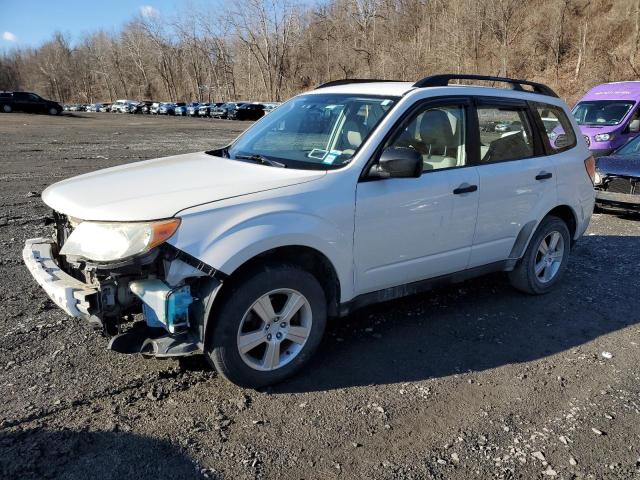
477 105 534 163
572 100 634 126
227 93 397 169
385 104 467 171
534 103 577 153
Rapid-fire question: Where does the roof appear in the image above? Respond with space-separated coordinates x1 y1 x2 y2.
307 81 414 97
582 81 640 101
304 81 565 106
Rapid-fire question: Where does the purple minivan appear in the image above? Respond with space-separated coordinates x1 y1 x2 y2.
572 81 640 157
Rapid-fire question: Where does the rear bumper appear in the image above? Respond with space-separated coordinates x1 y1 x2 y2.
595 190 640 210
22 238 97 318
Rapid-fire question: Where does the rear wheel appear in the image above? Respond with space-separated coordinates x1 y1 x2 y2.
508 216 571 295
206 265 327 388
2 104 12 113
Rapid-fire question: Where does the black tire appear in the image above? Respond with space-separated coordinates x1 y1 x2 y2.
2 104 12 113
508 215 571 295
48 107 60 115
206 264 327 388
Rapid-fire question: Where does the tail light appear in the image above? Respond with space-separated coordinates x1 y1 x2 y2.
584 155 596 185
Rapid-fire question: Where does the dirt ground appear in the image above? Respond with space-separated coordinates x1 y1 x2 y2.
1 112 639 480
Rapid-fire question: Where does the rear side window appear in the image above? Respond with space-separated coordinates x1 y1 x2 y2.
477 105 535 163
533 103 577 153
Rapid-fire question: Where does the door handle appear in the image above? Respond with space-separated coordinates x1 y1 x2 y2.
453 184 478 194
535 172 553 180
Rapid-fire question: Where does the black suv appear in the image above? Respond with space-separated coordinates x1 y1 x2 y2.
0 91 62 115
235 103 266 121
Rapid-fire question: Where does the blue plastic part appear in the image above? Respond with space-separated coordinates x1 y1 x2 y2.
166 285 193 332
143 303 165 329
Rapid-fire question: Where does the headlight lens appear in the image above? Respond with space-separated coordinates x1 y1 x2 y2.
60 218 180 262
594 170 602 185
594 133 613 142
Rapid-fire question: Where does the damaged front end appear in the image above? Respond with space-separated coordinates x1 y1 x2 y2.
23 212 224 358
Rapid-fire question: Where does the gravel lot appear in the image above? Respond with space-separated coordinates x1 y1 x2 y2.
1 112 639 480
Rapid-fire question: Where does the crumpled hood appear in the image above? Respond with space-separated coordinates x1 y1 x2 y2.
596 154 640 177
42 152 325 221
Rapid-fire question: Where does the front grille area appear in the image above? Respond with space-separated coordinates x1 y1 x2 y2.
606 177 638 195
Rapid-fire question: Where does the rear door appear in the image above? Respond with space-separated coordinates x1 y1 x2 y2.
12 92 32 112
469 97 557 267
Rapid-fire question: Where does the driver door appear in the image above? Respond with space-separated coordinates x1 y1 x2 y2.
354 98 480 295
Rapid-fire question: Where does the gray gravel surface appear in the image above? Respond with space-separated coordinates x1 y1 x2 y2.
1 113 639 480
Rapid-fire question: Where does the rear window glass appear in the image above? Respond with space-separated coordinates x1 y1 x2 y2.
534 103 576 153
477 105 535 163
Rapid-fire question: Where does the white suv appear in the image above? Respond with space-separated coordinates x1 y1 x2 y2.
24 74 596 387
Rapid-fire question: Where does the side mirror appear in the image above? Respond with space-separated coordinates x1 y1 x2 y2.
370 147 422 179
629 119 640 133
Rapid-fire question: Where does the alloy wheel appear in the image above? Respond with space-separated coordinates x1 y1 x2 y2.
236 289 313 371
534 231 565 283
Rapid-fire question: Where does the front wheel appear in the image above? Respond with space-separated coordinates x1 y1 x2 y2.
206 265 327 388
508 216 571 295
48 107 60 115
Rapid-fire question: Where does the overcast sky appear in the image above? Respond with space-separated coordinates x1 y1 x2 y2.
0 0 187 48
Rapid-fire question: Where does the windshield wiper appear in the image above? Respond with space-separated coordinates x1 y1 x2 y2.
234 153 286 168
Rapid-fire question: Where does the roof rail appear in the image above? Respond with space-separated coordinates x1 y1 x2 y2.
412 74 558 98
315 79 405 89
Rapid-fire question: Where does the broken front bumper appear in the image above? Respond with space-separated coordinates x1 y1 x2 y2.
23 236 221 358
596 190 640 210
22 238 97 318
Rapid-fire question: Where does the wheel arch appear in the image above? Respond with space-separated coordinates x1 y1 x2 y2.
202 245 342 350
510 204 579 264
544 204 578 240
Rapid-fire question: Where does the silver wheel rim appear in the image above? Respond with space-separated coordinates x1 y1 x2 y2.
237 288 312 371
49 107 57 115
535 231 565 283
3 105 10 113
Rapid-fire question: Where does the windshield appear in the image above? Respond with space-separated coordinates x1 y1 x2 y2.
226 93 398 169
615 135 640 156
572 100 635 126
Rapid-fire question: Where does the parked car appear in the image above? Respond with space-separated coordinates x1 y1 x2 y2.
23 74 595 388
197 103 211 117
495 121 522 133
235 103 266 121
174 103 188 116
0 92 63 115
86 103 106 113
572 81 640 157
263 102 281 114
186 102 200 116
594 134 640 212
123 101 140 113
211 102 243 119
150 102 161 115
130 101 153 114
158 102 175 115
99 103 112 113
111 100 137 113
161 102 185 115
227 102 249 120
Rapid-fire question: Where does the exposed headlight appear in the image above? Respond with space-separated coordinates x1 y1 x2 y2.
60 218 180 262
594 133 613 142
594 170 602 185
